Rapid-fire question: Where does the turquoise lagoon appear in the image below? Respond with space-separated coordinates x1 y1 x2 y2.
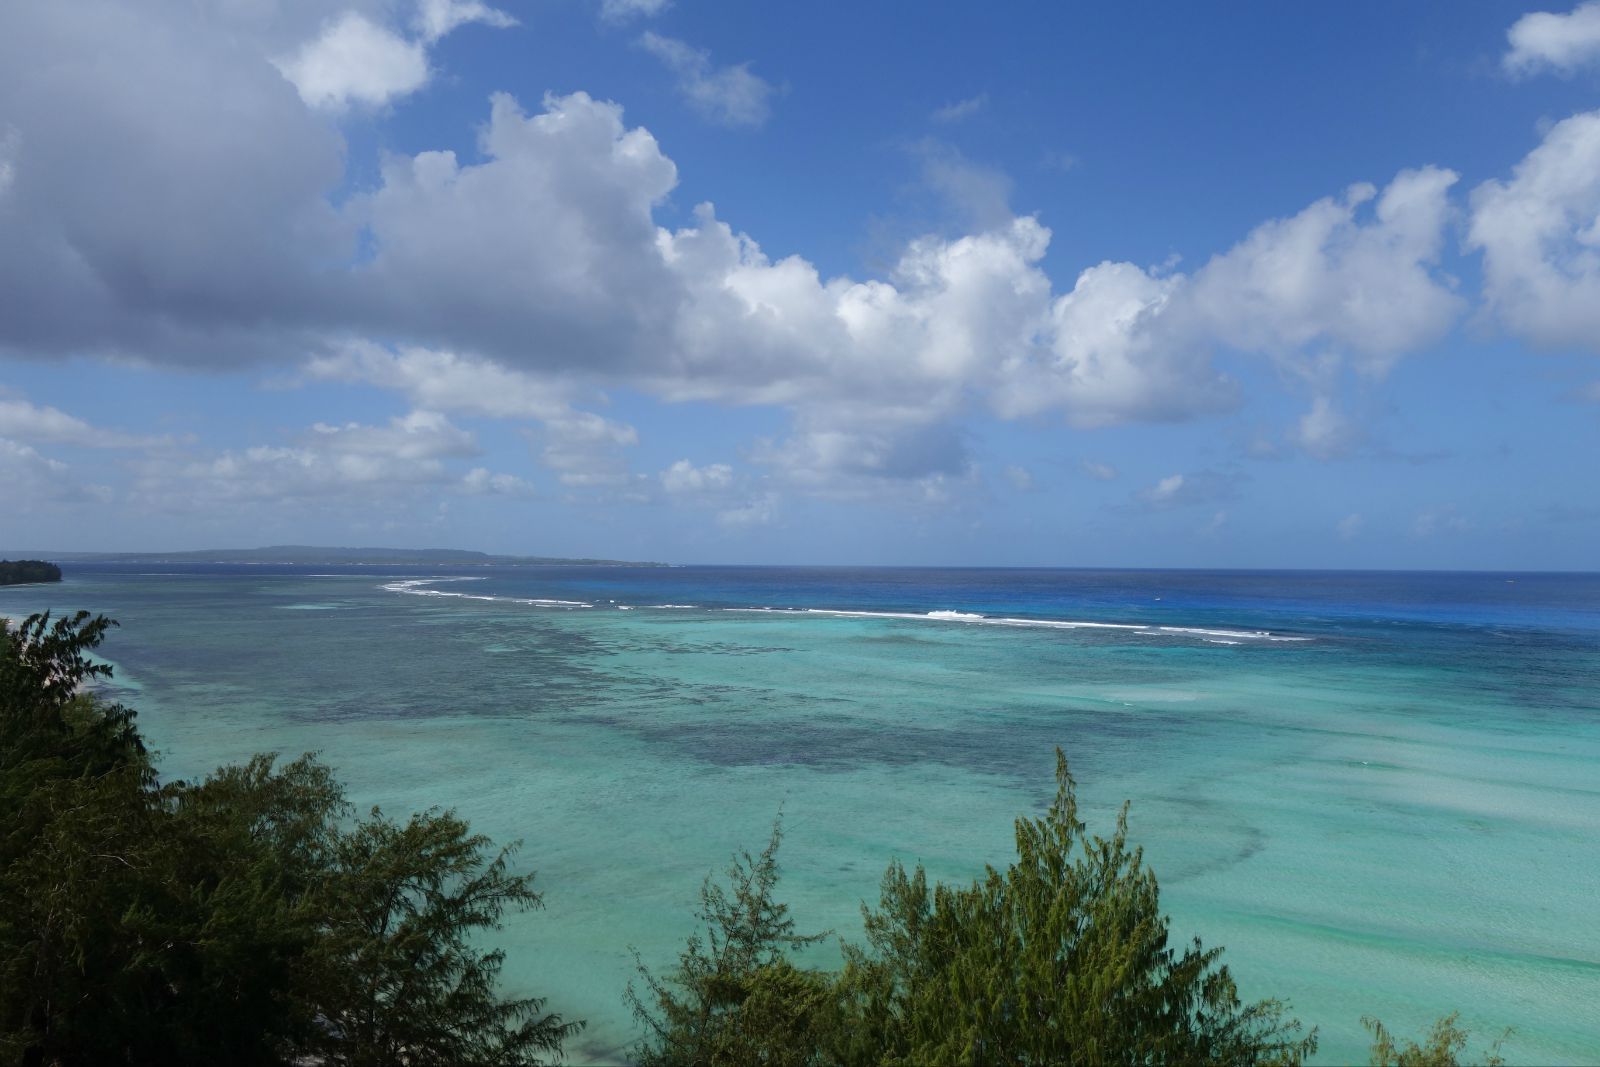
3 565 1598 1063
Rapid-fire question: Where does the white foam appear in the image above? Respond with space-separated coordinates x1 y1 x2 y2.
986 617 1145 631
724 605 1310 644
381 578 591 609
380 581 1309 643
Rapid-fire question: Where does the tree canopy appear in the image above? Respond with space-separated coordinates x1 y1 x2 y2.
0 611 579 1066
0 561 61 586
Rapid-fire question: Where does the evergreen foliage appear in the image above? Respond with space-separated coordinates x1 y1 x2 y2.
634 753 1319 1067
627 821 836 1067
1363 1012 1509 1067
0 561 61 587
835 751 1316 1066
0 612 578 1066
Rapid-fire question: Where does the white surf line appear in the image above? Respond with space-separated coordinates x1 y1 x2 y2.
723 606 1308 642
380 577 592 608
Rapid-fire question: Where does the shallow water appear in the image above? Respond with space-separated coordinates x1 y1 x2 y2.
3 564 1597 1063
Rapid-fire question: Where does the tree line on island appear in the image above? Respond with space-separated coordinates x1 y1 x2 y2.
1 612 1511 1066
0 561 60 587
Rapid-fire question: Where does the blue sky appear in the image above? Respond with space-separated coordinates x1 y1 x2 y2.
2 0 1599 567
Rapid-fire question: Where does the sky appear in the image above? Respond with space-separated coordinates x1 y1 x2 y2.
2 0 1599 568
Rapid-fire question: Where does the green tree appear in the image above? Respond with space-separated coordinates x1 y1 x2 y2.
833 750 1315 1067
627 821 835 1066
0 612 578 1065
306 805 580 1066
1363 1012 1508 1067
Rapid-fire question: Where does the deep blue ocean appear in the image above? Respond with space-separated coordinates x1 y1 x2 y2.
4 563 1597 1063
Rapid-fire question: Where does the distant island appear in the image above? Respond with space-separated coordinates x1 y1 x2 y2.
0 560 63 586
35 546 667 567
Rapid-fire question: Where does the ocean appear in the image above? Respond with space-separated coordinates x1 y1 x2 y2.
3 563 1597 1063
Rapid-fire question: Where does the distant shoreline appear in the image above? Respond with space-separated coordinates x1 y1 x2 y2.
12 546 667 568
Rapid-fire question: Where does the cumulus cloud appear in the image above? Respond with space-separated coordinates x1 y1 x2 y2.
461 466 535 496
1337 512 1363 540
637 32 775 128
347 92 681 366
996 168 1460 430
414 0 516 43
275 2 516 111
306 342 644 489
1143 474 1187 506
0 439 111 507
1504 1 1600 78
660 459 735 493
1003 465 1033 491
275 12 430 110
599 0 671 23
1080 459 1118 481
0 1 1474 516
129 410 532 510
932 94 988 123
0 125 17 199
0 1 349 364
1132 470 1240 511
1291 395 1362 460
1184 168 1462 375
1469 110 1600 353
536 410 640 487
0 395 178 450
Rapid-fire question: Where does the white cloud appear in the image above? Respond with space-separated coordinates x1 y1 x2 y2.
638 32 774 129
1133 470 1239 511
1185 168 1462 375
348 93 681 365
129 410 531 509
414 0 516 43
0 396 169 449
309 342 578 421
994 258 1222 426
661 459 734 493
1468 110 1600 353
599 0 671 22
308 409 479 463
1504 1 1600 78
537 411 639 487
0 125 16 200
0 1 1474 514
276 1 516 111
932 94 988 123
461 466 534 496
1080 459 1118 481
307 342 644 490
275 12 430 111
0 438 110 506
1337 512 1363 540
1144 474 1185 504
1291 395 1361 459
